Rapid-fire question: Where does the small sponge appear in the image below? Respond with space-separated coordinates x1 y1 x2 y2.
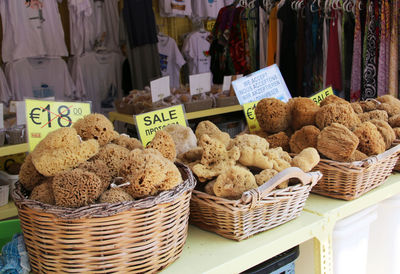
291 148 320 172
195 120 231 148
92 144 130 177
255 98 291 133
164 124 197 155
29 181 55 205
112 134 143 150
19 154 43 191
255 169 278 186
147 130 177 161
78 160 112 192
73 113 118 146
98 188 133 203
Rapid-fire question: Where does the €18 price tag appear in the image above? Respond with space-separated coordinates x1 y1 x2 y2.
25 99 91 151
309 86 334 105
135 104 187 146
243 101 260 133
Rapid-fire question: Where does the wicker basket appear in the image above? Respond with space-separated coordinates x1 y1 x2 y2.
392 140 400 172
190 167 322 241
12 163 196 273
311 144 400 201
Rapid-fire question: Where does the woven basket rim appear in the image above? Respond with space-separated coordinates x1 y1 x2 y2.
12 162 196 219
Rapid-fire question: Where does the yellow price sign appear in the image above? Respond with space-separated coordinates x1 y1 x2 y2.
206 20 216 32
243 101 260 133
135 105 187 146
25 99 91 151
310 86 334 105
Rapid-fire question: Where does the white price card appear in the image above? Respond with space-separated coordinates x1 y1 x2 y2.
232 64 292 105
10 101 27 125
222 74 243 91
189 72 212 95
150 76 171 103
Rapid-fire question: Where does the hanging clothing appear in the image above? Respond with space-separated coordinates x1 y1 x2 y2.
267 6 278 66
303 1 314 95
342 12 355 101
159 0 192 17
296 12 306 96
0 68 11 105
72 52 124 113
191 0 226 19
0 0 68 63
157 35 186 88
377 0 390 96
312 10 324 92
123 0 158 48
362 0 378 99
68 0 92 56
182 30 212 75
259 7 268 69
5 57 75 101
350 0 362 101
389 0 399 97
325 11 342 92
277 0 297 95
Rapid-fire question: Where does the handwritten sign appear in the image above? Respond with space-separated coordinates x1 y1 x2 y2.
135 105 187 146
309 86 334 105
150 76 171 103
243 101 260 133
25 99 91 151
232 64 291 105
222 74 243 91
189 72 212 95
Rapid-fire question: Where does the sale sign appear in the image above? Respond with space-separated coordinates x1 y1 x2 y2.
25 99 91 151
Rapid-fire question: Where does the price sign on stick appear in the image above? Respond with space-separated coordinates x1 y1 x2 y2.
189 72 212 95
25 99 91 151
243 101 260 133
135 105 187 146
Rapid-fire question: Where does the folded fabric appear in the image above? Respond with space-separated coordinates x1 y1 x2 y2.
0 233 30 274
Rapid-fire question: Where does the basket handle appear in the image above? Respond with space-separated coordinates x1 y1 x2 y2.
240 167 323 206
361 144 400 167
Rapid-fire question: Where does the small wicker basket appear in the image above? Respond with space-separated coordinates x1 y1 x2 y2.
190 167 322 241
12 163 196 273
392 140 400 172
311 144 400 201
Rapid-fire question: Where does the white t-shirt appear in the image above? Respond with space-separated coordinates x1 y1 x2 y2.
159 0 192 17
71 52 124 113
182 31 211 75
69 0 120 55
157 35 186 88
0 0 68 63
5 57 76 101
191 0 226 19
0 68 11 104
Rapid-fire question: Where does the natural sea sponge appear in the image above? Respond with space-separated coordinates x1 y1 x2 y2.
265 147 292 172
255 169 278 186
147 130 176 161
195 120 230 147
315 103 361 130
52 169 103 208
393 127 400 139
358 100 378 112
346 150 368 162
353 122 386 156
288 97 319 130
78 160 112 192
369 119 396 149
358 110 388 122
192 135 240 182
29 181 55 205
320 95 349 107
389 114 400 128
19 154 43 191
289 125 320 154
213 166 257 200
255 98 291 133
119 149 182 199
351 102 364 114
266 132 290 152
164 124 197 155
92 144 130 177
317 123 359 161
73 113 118 146
31 128 99 177
377 103 400 117
204 180 216 195
112 134 143 150
231 134 273 169
99 188 133 203
292 148 320 172
376 95 400 109
177 147 203 164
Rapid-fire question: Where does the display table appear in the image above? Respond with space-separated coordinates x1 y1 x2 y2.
0 143 29 157
108 105 244 125
161 174 400 274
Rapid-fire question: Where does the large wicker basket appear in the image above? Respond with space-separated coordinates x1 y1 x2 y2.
190 167 322 241
311 144 400 201
392 140 400 172
12 163 196 273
